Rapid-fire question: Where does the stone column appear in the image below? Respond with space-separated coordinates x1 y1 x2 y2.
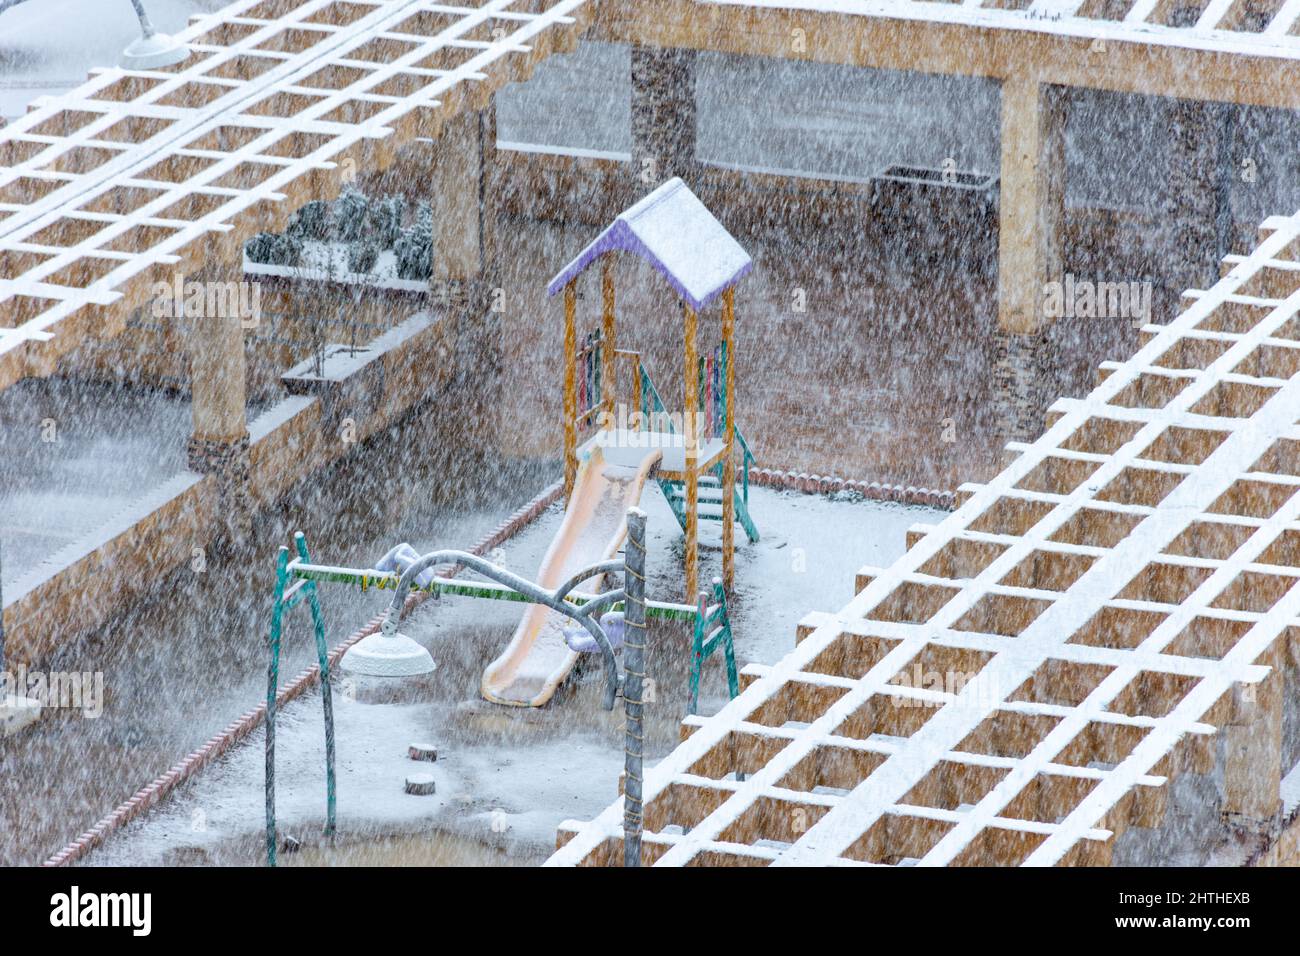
187 308 252 543
1166 98 1223 293
994 76 1065 444
631 45 697 191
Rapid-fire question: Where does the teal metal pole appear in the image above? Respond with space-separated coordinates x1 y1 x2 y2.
715 577 739 700
294 533 335 838
689 590 705 716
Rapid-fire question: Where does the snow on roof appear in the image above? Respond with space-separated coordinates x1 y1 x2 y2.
550 206 1300 868
547 177 752 312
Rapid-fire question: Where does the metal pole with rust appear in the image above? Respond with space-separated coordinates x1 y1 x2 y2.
623 506 648 867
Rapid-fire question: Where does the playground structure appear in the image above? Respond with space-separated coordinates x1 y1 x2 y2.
481 176 758 707
549 176 758 602
8 0 1300 872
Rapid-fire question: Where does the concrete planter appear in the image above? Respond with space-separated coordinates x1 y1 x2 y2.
280 312 444 439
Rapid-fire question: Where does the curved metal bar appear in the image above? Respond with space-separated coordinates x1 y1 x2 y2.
552 561 624 605
382 550 623 709
573 588 625 620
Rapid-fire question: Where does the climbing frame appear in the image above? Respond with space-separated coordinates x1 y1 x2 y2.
551 209 1300 866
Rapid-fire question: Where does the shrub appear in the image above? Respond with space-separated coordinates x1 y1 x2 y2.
334 187 369 243
369 194 404 248
348 240 379 275
287 200 330 241
245 231 301 266
395 213 432 280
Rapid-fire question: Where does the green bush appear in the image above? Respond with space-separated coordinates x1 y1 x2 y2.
287 200 330 241
334 187 369 243
395 213 432 280
369 194 404 248
348 240 379 275
245 231 301 267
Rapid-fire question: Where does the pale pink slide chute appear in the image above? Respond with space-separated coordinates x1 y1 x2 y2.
481 446 661 707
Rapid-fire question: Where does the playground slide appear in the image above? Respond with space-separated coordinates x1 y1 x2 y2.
481 445 662 707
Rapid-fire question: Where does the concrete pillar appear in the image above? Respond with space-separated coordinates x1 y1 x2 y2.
631 45 697 190
187 309 251 541
994 76 1065 443
1166 98 1223 292
429 106 497 378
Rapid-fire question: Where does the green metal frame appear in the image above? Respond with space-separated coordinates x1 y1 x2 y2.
689 577 739 716
266 532 336 868
639 363 759 544
284 559 704 621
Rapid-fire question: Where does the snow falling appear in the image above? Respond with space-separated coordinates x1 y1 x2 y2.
2 0 1300 873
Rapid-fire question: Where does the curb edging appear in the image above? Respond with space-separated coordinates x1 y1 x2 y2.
747 467 956 510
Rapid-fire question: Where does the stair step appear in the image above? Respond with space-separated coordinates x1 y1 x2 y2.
666 487 726 503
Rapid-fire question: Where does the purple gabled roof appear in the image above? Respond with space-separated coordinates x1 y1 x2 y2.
546 177 752 312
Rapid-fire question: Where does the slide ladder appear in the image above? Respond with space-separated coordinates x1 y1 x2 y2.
639 364 759 544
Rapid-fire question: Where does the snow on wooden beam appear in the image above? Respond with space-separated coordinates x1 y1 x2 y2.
0 0 594 390
595 0 1300 109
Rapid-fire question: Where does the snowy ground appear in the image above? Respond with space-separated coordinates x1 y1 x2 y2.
85 486 942 866
0 379 190 591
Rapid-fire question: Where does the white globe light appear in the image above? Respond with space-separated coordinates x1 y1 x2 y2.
120 32 189 71
340 630 437 678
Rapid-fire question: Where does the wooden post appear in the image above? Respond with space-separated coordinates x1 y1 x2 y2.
721 287 736 590
189 312 248 448
1222 640 1284 832
684 302 699 602
631 45 697 189
602 257 616 427
563 280 578 499
996 76 1063 337
431 108 484 286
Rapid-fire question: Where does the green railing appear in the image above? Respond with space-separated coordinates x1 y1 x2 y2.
638 362 758 542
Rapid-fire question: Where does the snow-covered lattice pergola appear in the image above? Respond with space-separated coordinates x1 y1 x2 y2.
0 0 593 390
551 210 1300 866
